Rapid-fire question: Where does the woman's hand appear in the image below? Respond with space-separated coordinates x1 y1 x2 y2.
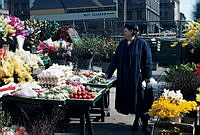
145 78 150 83
104 74 109 79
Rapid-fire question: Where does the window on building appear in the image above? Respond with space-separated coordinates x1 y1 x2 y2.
14 3 20 12
127 11 132 20
22 3 27 11
137 11 142 20
3 0 7 9
164 11 168 16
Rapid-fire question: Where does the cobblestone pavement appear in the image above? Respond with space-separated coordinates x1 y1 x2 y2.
55 67 168 135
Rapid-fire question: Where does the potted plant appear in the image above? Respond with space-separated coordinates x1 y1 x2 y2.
171 20 200 63
72 34 99 70
96 37 118 72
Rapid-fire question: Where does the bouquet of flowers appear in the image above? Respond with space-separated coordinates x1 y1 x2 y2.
0 16 31 42
148 89 197 119
38 38 73 60
55 26 71 41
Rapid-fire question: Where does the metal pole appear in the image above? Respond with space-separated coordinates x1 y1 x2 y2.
83 20 87 33
116 0 118 18
104 18 106 30
124 0 127 25
73 20 75 27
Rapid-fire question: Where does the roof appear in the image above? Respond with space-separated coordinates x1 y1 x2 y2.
31 0 63 10
31 0 116 10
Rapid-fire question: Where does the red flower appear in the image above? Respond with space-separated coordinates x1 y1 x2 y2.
39 41 48 49
195 63 200 75
48 46 55 52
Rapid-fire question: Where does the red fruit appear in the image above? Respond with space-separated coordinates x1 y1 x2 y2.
77 87 81 91
73 91 77 95
77 89 82 93
82 95 87 99
74 95 78 99
82 91 86 95
77 91 82 95
79 95 82 99
87 95 91 99
91 94 96 98
70 94 74 98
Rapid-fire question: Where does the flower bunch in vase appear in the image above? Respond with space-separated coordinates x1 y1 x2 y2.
148 89 197 119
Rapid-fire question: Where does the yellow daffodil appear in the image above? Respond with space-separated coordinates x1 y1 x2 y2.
148 93 197 119
197 87 200 92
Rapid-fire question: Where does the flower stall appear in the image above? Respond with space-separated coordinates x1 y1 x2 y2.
0 63 116 135
0 15 119 135
149 89 197 134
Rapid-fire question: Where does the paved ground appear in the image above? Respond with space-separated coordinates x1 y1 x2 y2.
55 67 168 135
55 88 153 135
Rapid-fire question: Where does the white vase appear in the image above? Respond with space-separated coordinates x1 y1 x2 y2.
17 35 25 50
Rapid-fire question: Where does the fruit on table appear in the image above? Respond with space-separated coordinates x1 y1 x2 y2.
70 90 96 99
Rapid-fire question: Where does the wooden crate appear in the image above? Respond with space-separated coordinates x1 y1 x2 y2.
152 118 195 135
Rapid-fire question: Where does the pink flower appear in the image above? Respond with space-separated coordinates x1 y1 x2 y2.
66 51 72 56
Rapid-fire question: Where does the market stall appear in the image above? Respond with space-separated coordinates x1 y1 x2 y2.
0 61 116 135
1 89 106 135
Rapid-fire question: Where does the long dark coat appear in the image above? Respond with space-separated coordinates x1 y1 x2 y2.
106 37 152 115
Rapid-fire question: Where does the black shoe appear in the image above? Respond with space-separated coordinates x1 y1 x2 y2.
131 118 139 131
142 126 147 132
131 124 138 131
141 115 149 132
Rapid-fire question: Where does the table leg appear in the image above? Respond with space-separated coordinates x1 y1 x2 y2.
85 111 94 135
101 94 105 122
80 113 85 135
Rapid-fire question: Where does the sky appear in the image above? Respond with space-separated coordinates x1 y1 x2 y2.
180 0 196 20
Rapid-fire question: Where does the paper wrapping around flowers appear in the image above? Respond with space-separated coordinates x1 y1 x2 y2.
17 35 25 50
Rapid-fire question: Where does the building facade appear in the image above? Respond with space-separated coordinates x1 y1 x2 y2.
160 0 180 31
6 0 183 35
8 0 30 20
117 0 160 33
0 0 9 16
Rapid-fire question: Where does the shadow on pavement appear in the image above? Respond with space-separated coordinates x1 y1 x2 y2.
56 122 152 135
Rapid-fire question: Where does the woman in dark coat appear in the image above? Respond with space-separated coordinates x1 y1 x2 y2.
106 24 152 131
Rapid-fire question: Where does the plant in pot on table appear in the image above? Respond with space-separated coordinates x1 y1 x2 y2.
96 37 118 72
72 34 98 70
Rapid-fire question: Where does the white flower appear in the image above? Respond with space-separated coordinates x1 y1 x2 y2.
162 89 183 102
